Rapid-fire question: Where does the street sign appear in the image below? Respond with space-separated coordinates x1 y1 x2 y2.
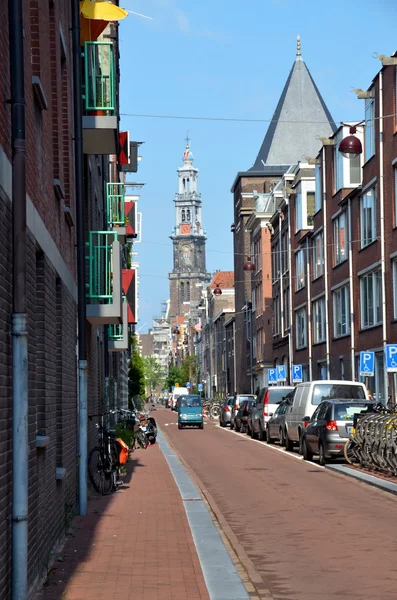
385 344 397 372
175 383 179 388
172 386 175 392
268 368 277 384
292 364 303 383
198 383 203 392
186 382 191 389
276 365 287 382
359 351 375 376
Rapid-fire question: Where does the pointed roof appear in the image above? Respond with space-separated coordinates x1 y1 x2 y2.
250 38 336 170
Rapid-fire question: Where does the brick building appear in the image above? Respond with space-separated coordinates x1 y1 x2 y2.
269 52 397 403
0 2 136 596
231 39 335 393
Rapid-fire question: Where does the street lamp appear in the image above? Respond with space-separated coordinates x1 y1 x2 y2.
213 283 222 295
243 256 255 272
173 327 180 335
338 123 363 159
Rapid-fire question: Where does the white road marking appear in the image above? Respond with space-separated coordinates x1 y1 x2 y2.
215 424 325 469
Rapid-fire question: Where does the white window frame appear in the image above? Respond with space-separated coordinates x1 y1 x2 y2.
334 212 347 265
333 285 350 338
312 232 324 279
296 250 305 291
315 162 322 213
334 131 344 192
296 308 307 349
360 187 377 248
295 180 316 232
312 297 326 344
360 269 382 329
334 128 362 192
365 96 375 162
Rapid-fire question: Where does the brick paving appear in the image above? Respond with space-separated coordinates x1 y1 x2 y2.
37 441 210 600
159 412 397 600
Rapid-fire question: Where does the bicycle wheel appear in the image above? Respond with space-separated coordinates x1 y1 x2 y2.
88 447 114 495
344 440 359 465
210 404 221 419
137 432 148 449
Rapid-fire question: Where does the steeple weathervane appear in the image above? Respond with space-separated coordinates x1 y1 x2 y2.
296 34 301 57
183 132 194 163
185 131 191 148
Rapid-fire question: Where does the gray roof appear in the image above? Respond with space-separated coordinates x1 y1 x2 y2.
250 56 336 171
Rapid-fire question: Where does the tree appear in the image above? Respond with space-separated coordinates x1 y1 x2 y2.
164 365 183 391
142 356 163 395
128 335 145 407
180 355 198 388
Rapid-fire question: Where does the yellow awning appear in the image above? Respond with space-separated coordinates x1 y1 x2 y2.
80 0 128 44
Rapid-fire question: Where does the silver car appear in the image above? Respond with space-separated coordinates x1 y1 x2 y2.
266 395 293 445
219 396 234 427
251 386 295 440
300 399 374 465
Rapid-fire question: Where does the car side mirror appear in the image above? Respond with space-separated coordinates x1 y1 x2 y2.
269 412 273 417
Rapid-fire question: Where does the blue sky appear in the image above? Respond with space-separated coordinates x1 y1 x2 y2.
119 0 397 332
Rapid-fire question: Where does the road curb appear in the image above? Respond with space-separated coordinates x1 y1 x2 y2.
325 463 397 495
159 425 275 600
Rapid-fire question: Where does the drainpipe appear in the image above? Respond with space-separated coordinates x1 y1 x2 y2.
348 197 355 380
9 0 28 598
72 0 88 516
233 318 237 393
306 238 313 380
322 149 330 378
379 70 388 402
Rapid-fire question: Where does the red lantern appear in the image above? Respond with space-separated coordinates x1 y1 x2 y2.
243 256 255 272
339 126 362 158
213 284 222 295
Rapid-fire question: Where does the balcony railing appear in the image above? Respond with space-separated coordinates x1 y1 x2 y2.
86 231 119 301
108 297 128 351
107 182 125 228
83 42 115 114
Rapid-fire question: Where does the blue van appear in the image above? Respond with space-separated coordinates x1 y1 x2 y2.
177 395 204 429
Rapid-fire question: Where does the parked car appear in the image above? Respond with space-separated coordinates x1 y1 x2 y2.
284 380 369 452
230 395 256 430
251 386 295 440
300 399 375 465
219 396 234 427
235 399 256 433
266 393 294 445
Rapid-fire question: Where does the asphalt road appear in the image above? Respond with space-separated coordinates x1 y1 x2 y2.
156 409 397 600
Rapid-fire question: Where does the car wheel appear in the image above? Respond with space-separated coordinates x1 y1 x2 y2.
318 443 327 466
302 438 313 461
250 426 256 439
259 425 266 441
279 428 285 446
220 420 225 427
285 431 293 452
230 420 234 430
266 426 274 444
178 423 182 430
199 423 204 430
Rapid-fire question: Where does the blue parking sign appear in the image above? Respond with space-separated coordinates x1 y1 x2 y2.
186 382 191 389
385 344 397 372
198 383 203 392
268 368 277 384
276 365 287 382
292 364 303 383
359 351 374 377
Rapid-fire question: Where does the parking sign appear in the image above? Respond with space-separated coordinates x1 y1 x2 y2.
385 344 397 372
276 365 287 382
292 364 303 383
268 368 277 384
186 382 191 389
359 351 375 377
198 383 203 392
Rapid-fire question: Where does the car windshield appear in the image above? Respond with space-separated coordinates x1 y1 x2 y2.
268 388 294 404
180 396 201 408
333 403 373 420
312 384 365 405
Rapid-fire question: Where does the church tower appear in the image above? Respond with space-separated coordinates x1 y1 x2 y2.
169 138 210 326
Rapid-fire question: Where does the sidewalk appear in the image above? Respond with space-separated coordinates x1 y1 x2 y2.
37 443 210 600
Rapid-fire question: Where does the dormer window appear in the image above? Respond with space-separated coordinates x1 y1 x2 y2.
334 129 362 192
295 182 315 232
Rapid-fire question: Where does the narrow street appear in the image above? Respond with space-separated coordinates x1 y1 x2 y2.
157 411 397 600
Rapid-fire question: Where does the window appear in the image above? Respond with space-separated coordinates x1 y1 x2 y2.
273 296 280 335
365 96 375 161
334 213 347 265
393 261 397 319
295 183 315 231
296 308 307 349
186 209 191 222
333 286 350 337
307 192 315 226
186 281 190 301
312 297 326 344
315 162 322 212
272 241 280 282
283 288 290 331
334 132 344 192
395 166 397 226
360 269 382 328
181 209 186 222
296 250 305 291
312 232 324 279
296 189 302 232
281 232 288 273
360 187 377 247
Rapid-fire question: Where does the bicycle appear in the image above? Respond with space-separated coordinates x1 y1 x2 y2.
119 408 148 450
88 411 121 495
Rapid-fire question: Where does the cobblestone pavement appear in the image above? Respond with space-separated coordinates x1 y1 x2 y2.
37 435 210 600
158 411 397 600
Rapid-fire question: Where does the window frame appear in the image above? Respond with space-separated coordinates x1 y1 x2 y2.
295 249 305 291
364 96 375 162
295 307 307 350
393 260 397 319
312 297 326 344
334 212 347 265
360 187 377 248
360 269 382 329
315 161 322 213
333 285 350 338
312 232 324 280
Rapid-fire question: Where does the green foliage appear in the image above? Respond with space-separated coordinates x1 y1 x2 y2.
142 355 163 394
128 335 145 403
115 424 133 448
165 365 183 391
180 355 198 386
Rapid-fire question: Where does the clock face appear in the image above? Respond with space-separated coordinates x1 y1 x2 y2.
182 245 190 265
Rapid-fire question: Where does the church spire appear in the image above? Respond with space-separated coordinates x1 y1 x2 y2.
249 37 336 170
183 132 194 165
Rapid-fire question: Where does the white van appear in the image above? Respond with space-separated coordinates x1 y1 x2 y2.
171 387 189 411
284 380 368 451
